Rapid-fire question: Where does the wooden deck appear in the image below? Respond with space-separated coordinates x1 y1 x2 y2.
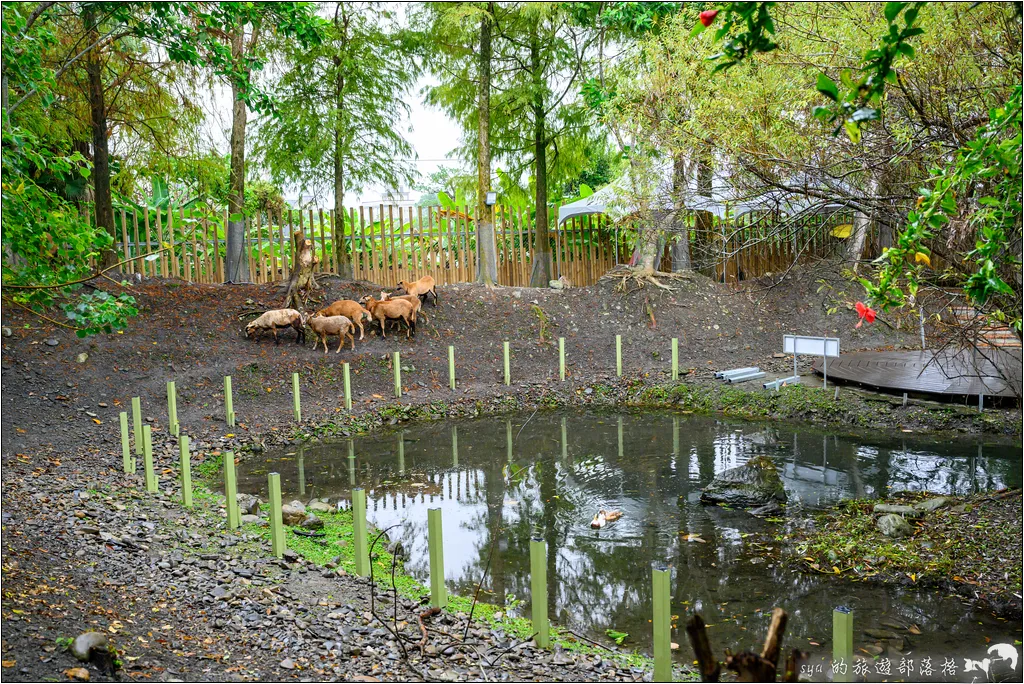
812 348 1022 399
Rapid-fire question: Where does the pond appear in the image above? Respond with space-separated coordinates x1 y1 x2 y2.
236 410 1022 678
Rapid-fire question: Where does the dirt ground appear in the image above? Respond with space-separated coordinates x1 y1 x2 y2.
1 266 1019 682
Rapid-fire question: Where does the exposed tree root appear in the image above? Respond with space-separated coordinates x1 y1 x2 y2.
603 266 693 294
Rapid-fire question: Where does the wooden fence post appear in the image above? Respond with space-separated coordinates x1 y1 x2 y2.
393 351 402 398
268 472 284 558
428 507 447 608
352 487 370 576
224 376 235 427
530 536 549 648
224 450 239 530
448 345 456 390
343 362 352 410
132 397 143 456
119 411 133 473
143 424 157 493
179 435 192 508
166 381 178 437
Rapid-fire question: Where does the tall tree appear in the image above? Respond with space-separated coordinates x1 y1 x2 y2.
256 2 418 280
82 4 115 268
225 21 257 283
475 2 497 286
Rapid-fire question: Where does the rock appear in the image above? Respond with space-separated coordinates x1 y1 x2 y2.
70 632 109 663
872 504 921 518
748 501 784 517
548 279 564 290
864 629 899 640
700 456 787 507
773 352 786 358
45 338 59 347
281 504 306 526
240 514 264 526
876 513 913 538
913 497 950 512
307 501 333 513
236 494 261 516
300 514 324 530
1 327 11 337
282 549 300 562
279 657 296 670
64 668 90 681
76 353 89 363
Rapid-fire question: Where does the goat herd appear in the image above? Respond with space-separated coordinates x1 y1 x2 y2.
244 275 439 353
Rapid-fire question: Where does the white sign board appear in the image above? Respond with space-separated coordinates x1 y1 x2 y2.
784 335 840 358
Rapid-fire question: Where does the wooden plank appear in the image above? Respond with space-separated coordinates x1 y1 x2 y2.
199 212 209 282
132 208 141 276
317 209 328 274
185 207 197 283
155 209 167 278
119 207 131 272
368 206 377 284
168 208 179 278
359 206 368 282
517 205 527 287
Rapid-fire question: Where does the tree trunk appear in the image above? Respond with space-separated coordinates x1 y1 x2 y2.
847 164 876 272
671 155 691 272
332 10 353 280
84 6 116 270
225 27 250 283
528 23 551 288
475 2 497 286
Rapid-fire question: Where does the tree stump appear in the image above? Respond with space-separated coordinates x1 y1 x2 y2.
685 608 806 682
283 230 319 310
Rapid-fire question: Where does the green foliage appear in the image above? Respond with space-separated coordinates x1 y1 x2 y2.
865 87 1023 332
61 290 139 337
693 2 778 73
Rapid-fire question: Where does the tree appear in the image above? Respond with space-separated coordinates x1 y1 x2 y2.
475 2 497 286
256 2 418 280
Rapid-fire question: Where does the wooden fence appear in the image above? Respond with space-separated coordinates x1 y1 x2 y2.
93 203 852 288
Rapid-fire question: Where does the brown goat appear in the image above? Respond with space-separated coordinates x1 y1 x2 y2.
314 299 373 340
245 308 305 345
380 291 428 324
308 314 355 353
395 275 438 307
363 296 416 339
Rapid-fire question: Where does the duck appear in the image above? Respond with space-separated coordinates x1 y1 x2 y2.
590 509 623 529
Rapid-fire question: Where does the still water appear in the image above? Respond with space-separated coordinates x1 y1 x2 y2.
236 411 1022 679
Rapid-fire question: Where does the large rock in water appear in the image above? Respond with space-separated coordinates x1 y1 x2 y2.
876 513 913 538
700 456 787 507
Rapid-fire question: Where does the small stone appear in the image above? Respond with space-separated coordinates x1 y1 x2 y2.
872 504 921 518
279 657 296 670
281 504 306 526
300 514 324 530
773 352 786 358
64 667 90 681
307 501 333 513
913 497 950 512
876 514 913 538
548 279 564 290
240 514 264 526
863 629 899 640
45 338 59 347
1 327 11 337
76 352 89 363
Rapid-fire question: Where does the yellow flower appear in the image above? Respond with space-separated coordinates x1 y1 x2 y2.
914 252 931 267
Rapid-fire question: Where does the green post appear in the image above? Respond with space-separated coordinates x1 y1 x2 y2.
530 536 549 648
119 411 132 474
616 334 622 377
166 381 178 437
448 345 456 390
671 338 679 381
451 425 459 467
297 452 305 496
427 507 447 608
558 337 565 381
292 372 301 422
833 607 853 683
393 351 402 398
503 341 510 385
132 396 143 455
652 562 672 682
506 420 513 462
617 416 624 459
179 435 192 508
348 440 356 486
224 450 239 530
397 431 405 474
143 424 156 493
268 472 284 558
343 363 352 411
561 417 567 461
352 487 370 577
224 376 235 427
672 416 680 457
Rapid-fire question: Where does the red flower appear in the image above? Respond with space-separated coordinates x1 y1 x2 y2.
855 301 876 328
699 9 719 27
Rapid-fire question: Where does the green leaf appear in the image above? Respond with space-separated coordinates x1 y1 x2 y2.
689 21 708 39
884 2 907 23
816 74 839 101
844 120 862 144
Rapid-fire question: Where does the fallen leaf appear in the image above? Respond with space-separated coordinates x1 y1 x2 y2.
64 668 90 681
2 660 15 668
908 624 921 635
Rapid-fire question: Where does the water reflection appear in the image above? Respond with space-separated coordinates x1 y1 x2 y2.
236 410 1021 672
